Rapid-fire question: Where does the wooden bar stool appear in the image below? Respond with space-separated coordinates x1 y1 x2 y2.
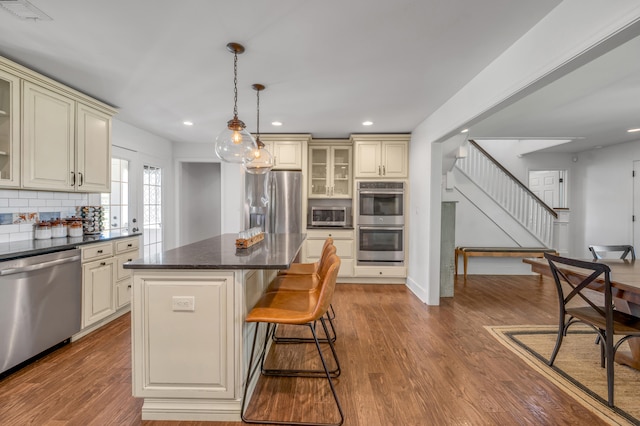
241 254 343 426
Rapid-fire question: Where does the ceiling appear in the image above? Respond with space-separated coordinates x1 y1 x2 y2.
468 29 640 154
0 0 563 145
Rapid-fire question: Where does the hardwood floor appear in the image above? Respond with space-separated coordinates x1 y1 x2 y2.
0 275 609 425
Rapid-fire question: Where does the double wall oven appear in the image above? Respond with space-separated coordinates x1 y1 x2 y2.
357 181 405 265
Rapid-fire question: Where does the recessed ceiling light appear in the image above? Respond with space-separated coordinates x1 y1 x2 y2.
461 129 469 133
272 121 282 126
183 121 193 126
628 128 640 133
362 121 373 126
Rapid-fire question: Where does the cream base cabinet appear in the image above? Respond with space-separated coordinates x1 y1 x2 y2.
81 242 116 328
352 134 410 179
80 236 141 329
305 229 354 277
132 271 236 401
114 236 142 309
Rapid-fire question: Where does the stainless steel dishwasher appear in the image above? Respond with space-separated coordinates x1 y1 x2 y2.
1 248 82 376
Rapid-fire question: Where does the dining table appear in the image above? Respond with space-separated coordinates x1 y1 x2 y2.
523 257 640 370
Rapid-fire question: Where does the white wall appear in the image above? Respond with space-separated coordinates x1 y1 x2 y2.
411 1 640 304
112 119 176 248
178 162 221 245
172 141 244 235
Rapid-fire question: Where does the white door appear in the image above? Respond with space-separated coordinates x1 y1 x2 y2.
633 161 640 248
529 170 560 207
101 146 141 234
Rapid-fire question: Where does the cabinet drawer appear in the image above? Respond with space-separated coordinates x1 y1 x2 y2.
307 239 353 258
306 229 353 240
115 237 140 254
116 279 132 309
115 252 136 281
354 265 407 278
81 242 113 262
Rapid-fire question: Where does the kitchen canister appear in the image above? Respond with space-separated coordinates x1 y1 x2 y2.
68 218 84 237
51 219 67 238
34 221 52 239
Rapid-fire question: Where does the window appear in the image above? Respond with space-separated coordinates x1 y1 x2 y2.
143 165 163 258
101 158 130 233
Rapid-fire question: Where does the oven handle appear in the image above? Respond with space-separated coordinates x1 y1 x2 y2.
0 255 81 276
358 226 404 231
358 190 403 195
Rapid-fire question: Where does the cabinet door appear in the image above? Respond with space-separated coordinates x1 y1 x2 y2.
382 141 408 178
0 70 20 187
273 141 302 170
354 141 381 178
22 82 75 190
309 146 329 197
76 103 111 192
82 257 116 328
331 146 352 197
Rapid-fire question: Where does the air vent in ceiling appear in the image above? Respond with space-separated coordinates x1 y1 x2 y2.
0 0 51 21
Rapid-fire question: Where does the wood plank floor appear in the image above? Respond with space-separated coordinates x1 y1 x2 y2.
0 275 610 425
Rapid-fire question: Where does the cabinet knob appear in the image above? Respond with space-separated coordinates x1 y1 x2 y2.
128 259 133 262
378 165 381 176
70 172 76 186
382 165 386 175
78 172 84 186
100 262 106 266
127 243 133 247
97 249 103 254
127 285 132 289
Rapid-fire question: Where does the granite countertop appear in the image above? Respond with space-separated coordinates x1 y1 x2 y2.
124 233 306 270
0 231 141 261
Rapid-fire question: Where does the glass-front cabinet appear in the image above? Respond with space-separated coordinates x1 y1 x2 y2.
0 69 20 187
308 143 352 198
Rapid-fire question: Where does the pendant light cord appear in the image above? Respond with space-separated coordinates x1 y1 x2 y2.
233 51 239 118
256 88 260 141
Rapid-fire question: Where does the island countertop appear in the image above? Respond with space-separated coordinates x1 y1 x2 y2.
124 233 306 270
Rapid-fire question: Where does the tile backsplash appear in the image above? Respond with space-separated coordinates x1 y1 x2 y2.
0 190 101 243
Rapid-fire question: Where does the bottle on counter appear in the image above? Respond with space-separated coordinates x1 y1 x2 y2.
34 221 52 239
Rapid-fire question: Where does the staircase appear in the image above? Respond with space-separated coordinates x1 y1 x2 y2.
454 140 556 248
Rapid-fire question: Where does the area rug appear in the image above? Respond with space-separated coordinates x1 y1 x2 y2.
486 325 640 426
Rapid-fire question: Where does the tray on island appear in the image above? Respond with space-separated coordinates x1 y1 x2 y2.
235 232 265 249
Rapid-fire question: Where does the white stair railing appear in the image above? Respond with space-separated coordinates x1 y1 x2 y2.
455 140 556 247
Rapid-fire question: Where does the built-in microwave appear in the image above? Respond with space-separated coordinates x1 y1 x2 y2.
357 181 404 226
311 206 348 227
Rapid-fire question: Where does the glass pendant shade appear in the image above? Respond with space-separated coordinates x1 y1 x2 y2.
243 139 274 174
215 121 257 163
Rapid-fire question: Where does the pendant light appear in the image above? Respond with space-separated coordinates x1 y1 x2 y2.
215 43 257 163
243 83 274 174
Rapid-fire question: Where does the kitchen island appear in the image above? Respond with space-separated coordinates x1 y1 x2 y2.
124 232 306 421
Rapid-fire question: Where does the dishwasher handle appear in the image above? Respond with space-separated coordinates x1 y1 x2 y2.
0 255 81 276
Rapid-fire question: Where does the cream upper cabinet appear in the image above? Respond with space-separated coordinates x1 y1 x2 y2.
259 134 310 171
76 103 111 192
0 69 20 187
22 81 76 190
22 82 112 192
1 54 116 193
308 142 352 198
352 134 410 179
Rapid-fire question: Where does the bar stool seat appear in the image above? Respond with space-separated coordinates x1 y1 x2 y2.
241 254 343 426
277 237 333 277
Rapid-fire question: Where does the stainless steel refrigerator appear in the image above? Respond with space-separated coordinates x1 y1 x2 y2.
244 170 303 233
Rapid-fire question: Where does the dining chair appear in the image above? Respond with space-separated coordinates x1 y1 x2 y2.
544 253 640 407
588 244 636 260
